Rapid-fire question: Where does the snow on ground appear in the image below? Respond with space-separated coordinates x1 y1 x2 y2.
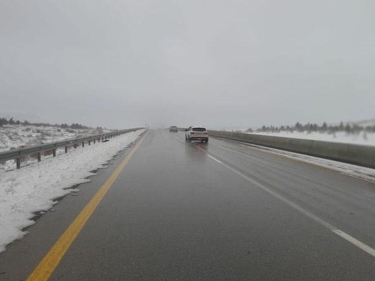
0 129 146 253
247 131 375 146
0 124 112 153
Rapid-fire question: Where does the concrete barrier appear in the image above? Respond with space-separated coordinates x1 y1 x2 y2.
208 130 375 169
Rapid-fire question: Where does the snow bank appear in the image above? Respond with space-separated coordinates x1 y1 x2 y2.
0 129 145 253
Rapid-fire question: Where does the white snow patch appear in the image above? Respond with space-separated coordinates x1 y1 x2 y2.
0 129 145 253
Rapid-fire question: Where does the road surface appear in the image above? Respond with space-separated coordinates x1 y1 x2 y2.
1 129 375 280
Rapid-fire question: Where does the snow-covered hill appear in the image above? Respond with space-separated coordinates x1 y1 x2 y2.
0 125 111 153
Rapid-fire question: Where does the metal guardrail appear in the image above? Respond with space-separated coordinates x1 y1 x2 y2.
0 128 144 169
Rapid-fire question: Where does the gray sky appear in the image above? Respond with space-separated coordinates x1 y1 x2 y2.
1 0 374 129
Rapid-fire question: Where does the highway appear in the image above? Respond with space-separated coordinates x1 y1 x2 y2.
1 129 375 280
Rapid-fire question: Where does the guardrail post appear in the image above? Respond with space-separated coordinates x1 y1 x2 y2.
38 152 41 162
16 158 21 169
65 146 68 153
53 149 56 157
82 142 84 147
88 140 91 145
94 139 96 144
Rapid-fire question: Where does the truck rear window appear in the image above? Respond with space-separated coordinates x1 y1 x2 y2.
193 128 206 132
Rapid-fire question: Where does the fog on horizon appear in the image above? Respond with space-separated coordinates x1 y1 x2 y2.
1 0 374 129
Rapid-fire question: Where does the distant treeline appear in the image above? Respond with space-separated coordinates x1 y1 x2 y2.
0 117 104 131
247 122 375 134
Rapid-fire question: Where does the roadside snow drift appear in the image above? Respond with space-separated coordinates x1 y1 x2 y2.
0 129 145 253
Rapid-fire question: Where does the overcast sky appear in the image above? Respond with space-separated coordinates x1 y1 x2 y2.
1 0 374 129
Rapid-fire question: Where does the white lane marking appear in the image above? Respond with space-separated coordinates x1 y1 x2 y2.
332 229 375 257
208 155 222 164
207 153 375 259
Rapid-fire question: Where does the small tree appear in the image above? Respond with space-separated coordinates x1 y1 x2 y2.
321 122 327 132
339 121 344 131
295 122 303 132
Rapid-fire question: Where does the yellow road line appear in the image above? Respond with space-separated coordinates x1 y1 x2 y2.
27 132 148 281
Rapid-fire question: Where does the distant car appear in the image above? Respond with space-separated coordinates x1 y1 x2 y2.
185 126 209 143
169 126 178 132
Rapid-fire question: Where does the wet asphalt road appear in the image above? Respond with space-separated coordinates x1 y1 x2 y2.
1 129 375 281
